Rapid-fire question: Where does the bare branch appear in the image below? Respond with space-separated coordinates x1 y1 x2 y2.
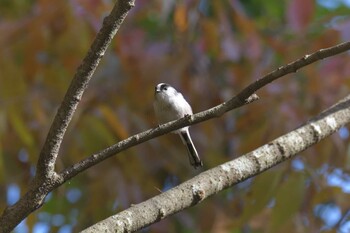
80 95 350 233
35 0 135 182
235 42 350 102
60 41 350 182
60 94 258 180
0 1 135 232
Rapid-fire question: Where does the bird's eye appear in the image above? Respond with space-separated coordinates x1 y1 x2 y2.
160 84 169 91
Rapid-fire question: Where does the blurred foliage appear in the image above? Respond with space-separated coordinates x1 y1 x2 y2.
1 0 350 232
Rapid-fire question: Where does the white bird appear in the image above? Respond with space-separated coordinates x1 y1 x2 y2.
153 83 203 168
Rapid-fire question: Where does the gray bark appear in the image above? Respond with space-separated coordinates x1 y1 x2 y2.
81 95 350 233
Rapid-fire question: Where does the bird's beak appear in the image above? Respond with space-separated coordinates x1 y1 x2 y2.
155 87 161 93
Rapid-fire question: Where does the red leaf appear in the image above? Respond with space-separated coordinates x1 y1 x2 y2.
287 0 315 32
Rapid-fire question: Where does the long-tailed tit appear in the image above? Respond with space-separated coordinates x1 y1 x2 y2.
153 83 203 169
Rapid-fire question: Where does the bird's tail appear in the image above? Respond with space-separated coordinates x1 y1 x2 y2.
180 129 203 169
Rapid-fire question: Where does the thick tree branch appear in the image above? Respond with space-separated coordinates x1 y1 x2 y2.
81 95 350 233
60 41 350 182
0 1 135 232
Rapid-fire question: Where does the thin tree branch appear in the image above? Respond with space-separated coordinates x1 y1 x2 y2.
0 1 135 232
59 41 350 182
35 0 135 182
81 94 350 233
60 95 259 180
235 41 350 101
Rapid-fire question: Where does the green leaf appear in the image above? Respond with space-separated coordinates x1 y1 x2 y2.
269 172 305 232
9 110 34 147
237 170 282 225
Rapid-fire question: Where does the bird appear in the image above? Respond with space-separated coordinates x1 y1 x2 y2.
153 83 203 169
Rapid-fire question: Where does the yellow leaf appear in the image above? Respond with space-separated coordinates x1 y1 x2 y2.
0 141 4 183
174 4 187 32
236 170 282 225
9 110 34 147
98 105 128 140
201 19 220 56
269 173 305 232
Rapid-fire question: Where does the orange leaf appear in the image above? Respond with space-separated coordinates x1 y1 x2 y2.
174 4 187 32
